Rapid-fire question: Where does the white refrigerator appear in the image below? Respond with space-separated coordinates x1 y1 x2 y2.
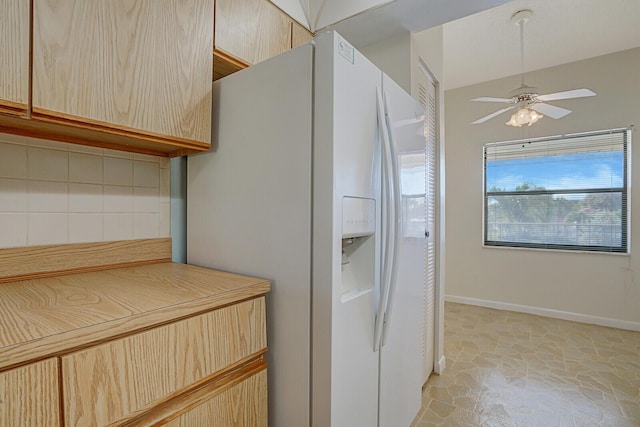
188 31 427 427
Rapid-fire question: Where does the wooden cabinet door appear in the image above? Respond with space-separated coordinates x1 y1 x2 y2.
163 370 268 427
215 0 292 65
32 0 213 145
62 298 266 426
0 0 29 116
292 22 313 48
0 358 60 427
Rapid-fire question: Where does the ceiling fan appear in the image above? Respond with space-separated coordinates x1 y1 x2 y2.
471 9 596 126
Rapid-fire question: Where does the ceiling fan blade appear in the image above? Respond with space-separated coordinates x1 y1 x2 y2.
530 102 572 119
536 88 596 102
472 106 516 124
471 97 512 103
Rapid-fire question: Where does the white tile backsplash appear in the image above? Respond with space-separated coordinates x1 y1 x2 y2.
160 167 170 198
70 152 103 184
69 213 104 243
133 213 159 239
0 133 28 145
68 144 104 155
159 202 171 237
28 138 69 151
0 134 170 248
0 142 27 179
0 213 27 248
0 178 27 212
103 149 133 159
104 185 133 213
134 161 159 188
133 187 159 213
28 213 68 245
134 153 161 163
104 213 134 241
69 183 103 213
28 181 68 212
159 157 170 170
104 157 133 186
28 147 68 182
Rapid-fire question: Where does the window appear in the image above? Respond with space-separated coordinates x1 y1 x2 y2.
484 129 630 253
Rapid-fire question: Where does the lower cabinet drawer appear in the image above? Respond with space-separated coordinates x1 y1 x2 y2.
62 297 266 426
0 358 60 427
164 369 268 427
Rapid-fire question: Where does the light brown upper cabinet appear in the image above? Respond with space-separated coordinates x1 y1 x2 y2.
215 0 292 67
214 0 314 81
0 0 29 116
9 0 213 156
292 21 314 49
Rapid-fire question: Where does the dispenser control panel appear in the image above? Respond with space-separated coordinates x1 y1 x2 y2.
342 197 375 238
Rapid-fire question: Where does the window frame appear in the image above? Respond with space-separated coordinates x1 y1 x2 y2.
482 128 631 254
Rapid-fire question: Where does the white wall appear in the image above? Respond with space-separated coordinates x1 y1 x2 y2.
361 32 412 93
412 26 443 85
359 26 444 98
445 47 640 327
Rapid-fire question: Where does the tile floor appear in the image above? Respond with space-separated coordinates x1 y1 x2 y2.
412 302 640 426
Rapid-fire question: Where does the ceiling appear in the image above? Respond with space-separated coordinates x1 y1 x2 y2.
443 0 640 90
326 0 640 91
325 0 511 47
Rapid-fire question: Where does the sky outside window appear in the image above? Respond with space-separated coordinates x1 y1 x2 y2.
486 151 624 194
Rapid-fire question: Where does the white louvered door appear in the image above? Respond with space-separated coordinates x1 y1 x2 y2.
417 68 437 384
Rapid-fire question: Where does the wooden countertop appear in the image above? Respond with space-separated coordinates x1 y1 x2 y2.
0 262 270 371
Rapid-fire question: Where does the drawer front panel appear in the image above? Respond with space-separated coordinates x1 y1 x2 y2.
0 358 60 426
62 297 266 426
164 370 268 427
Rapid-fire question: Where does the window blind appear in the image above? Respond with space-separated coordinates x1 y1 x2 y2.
483 128 630 253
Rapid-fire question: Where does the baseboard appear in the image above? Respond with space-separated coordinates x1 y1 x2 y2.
445 295 640 332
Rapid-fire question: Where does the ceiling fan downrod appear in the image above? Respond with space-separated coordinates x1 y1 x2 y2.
512 9 533 88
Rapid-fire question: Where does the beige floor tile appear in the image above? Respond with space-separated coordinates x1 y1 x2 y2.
415 302 640 426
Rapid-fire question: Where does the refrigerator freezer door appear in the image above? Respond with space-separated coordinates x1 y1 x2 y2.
378 74 426 427
187 45 314 427
312 32 382 427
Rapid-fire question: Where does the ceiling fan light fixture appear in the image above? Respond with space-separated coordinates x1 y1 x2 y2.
469 9 595 126
506 107 543 127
